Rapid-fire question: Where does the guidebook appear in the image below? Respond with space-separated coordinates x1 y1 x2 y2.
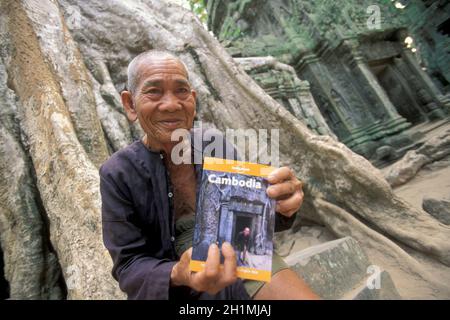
190 157 277 282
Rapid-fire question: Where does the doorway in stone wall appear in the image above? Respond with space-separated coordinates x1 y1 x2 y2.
370 60 426 124
231 214 254 249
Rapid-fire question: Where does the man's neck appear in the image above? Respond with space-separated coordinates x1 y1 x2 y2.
143 134 170 152
143 134 189 168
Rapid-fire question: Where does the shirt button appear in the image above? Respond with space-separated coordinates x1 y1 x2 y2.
168 192 173 198
170 236 175 242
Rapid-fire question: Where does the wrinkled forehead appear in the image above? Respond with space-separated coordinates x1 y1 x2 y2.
137 57 189 81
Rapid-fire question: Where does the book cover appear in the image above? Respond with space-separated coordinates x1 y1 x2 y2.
190 157 277 282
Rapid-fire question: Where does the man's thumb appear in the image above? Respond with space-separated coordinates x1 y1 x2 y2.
180 247 193 266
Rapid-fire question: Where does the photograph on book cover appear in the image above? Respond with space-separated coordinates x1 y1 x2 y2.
190 158 276 282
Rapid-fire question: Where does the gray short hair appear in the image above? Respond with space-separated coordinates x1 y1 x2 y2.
126 50 189 95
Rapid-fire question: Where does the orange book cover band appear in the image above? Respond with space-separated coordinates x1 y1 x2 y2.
203 157 276 178
189 260 272 282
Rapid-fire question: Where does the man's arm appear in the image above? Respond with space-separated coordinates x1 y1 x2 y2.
100 170 176 300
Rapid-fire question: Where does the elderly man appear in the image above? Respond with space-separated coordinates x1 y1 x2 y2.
99 50 319 300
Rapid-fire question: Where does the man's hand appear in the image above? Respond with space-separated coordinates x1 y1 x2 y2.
170 242 238 294
266 167 304 217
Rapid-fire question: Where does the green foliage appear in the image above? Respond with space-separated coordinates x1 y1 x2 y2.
189 0 208 24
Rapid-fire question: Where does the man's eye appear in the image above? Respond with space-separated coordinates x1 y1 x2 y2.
176 88 189 94
145 89 162 95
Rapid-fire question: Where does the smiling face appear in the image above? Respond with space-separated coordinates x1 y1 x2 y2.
122 56 196 150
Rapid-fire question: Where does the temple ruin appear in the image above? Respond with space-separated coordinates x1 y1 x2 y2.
206 0 450 165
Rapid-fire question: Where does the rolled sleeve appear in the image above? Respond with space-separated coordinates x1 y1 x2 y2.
274 211 297 232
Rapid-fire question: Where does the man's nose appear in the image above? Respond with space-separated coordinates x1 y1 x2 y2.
159 91 182 112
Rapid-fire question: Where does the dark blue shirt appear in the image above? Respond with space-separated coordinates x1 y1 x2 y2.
99 129 296 300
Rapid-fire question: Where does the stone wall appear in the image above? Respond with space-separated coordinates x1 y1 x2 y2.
402 0 450 93
208 0 450 163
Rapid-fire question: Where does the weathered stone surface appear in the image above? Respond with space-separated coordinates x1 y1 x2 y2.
423 153 450 171
417 129 450 161
0 0 449 300
208 0 449 162
284 237 402 299
234 56 336 138
385 150 429 187
422 197 450 225
274 225 336 257
401 1 450 94
385 129 450 187
284 237 373 299
375 146 399 162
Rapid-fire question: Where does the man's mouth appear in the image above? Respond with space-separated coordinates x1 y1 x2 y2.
159 119 183 129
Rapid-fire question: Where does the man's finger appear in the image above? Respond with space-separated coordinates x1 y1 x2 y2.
276 190 304 216
267 167 294 184
267 180 299 199
190 269 208 292
180 247 193 266
204 243 220 281
220 242 237 286
189 244 220 292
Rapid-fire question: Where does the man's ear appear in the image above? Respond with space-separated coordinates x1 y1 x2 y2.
121 91 138 122
191 89 197 118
